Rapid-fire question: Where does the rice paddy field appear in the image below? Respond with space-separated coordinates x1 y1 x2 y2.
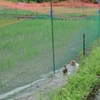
0 5 99 98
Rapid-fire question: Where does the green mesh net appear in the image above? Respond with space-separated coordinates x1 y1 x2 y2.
0 3 99 98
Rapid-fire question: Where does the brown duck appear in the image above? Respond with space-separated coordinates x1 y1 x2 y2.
70 60 76 66
63 65 68 74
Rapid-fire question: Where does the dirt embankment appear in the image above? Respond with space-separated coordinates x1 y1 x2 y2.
0 0 98 13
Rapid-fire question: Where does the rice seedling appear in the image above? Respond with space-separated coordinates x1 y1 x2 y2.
0 19 90 70
0 15 98 94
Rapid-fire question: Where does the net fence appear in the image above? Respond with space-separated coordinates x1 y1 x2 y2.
0 1 99 99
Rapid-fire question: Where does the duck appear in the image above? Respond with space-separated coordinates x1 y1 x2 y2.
70 60 76 66
63 65 68 74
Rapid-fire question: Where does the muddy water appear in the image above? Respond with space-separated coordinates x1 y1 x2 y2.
0 63 79 100
94 90 100 100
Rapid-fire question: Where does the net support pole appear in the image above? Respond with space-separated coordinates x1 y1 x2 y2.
83 34 85 56
50 0 55 74
98 0 100 38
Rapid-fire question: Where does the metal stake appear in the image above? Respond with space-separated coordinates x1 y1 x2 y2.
50 0 55 73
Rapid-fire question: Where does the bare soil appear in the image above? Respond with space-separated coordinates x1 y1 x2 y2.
0 0 98 13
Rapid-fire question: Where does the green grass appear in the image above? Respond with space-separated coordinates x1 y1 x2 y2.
0 7 41 16
0 7 33 15
45 40 100 100
0 18 20 27
0 8 35 27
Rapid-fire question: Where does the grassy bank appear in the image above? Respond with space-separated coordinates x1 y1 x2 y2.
45 40 100 100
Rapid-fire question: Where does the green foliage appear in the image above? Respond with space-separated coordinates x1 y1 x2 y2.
52 0 59 3
7 0 34 2
0 8 38 26
6 0 98 3
89 0 98 4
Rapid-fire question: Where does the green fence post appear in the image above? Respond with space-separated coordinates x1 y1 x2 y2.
98 0 100 38
83 34 85 56
50 0 55 74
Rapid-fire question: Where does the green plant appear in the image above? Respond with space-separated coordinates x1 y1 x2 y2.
89 0 98 4
52 0 59 3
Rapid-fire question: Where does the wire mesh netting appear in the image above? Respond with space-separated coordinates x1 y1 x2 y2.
0 1 99 99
